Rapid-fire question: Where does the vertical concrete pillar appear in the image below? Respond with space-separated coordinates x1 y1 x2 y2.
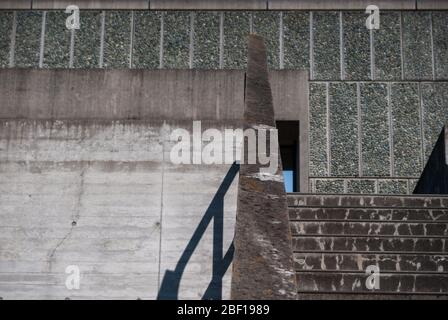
231 35 297 300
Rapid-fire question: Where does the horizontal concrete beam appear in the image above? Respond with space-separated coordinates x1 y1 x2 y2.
32 0 149 10
417 0 448 10
0 69 306 122
150 0 266 10
0 0 31 9
0 0 432 10
268 0 416 10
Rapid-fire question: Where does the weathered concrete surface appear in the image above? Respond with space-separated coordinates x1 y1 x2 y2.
268 0 416 10
0 120 240 299
0 69 307 122
150 0 266 10
270 71 308 122
414 126 448 194
231 35 297 300
270 71 309 192
0 69 244 121
0 69 250 299
32 0 149 9
0 0 440 10
0 0 31 9
0 68 306 299
287 193 448 208
288 193 448 299
417 0 448 10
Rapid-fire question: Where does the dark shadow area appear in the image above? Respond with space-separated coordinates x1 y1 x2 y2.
157 162 239 300
277 121 300 192
414 126 448 194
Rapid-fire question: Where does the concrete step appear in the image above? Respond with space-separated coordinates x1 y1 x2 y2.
287 193 448 298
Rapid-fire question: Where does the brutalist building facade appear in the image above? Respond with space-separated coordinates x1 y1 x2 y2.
0 0 447 300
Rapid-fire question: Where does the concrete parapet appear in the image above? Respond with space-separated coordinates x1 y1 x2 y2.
32 0 149 9
0 69 244 120
0 0 433 10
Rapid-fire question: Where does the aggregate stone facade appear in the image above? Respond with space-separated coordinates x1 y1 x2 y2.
1 8 447 193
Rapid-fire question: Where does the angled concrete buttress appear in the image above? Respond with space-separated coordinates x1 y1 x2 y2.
230 35 298 300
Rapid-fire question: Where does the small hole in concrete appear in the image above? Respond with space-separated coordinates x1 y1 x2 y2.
71 221 77 227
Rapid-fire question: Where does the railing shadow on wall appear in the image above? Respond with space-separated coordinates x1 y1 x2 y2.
157 162 239 300
414 125 448 194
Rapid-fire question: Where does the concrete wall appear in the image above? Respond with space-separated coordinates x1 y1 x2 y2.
0 69 306 122
5 0 448 10
0 120 240 299
1 9 448 194
0 68 307 299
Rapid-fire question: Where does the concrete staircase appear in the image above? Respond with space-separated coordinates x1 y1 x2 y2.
287 193 448 299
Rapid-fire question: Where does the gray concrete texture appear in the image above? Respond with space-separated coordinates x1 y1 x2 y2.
0 119 239 299
0 68 307 299
0 0 31 9
417 0 448 10
6 0 448 10
1 8 447 192
0 69 307 122
288 193 448 298
0 69 244 120
446 125 448 164
269 0 416 10
231 34 297 300
150 0 266 10
32 0 150 9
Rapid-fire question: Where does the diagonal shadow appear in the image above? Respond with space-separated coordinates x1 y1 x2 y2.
157 162 239 300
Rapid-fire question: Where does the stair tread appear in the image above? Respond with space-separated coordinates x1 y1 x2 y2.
287 194 448 209
287 193 448 297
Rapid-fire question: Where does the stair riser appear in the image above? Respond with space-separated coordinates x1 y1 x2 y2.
294 253 448 272
290 222 448 237
293 237 446 253
297 293 448 300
